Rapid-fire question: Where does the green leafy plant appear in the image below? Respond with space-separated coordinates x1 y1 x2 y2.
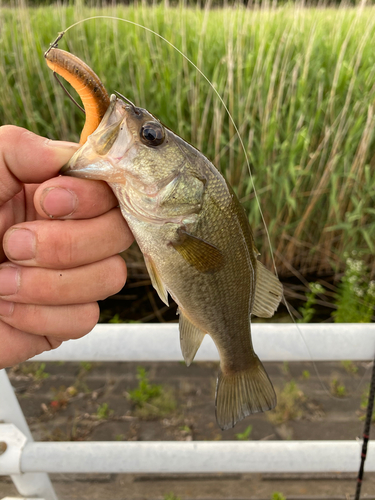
235 425 253 440
22 362 49 381
267 381 305 425
341 360 358 375
333 257 375 323
359 384 375 423
271 493 286 500
179 425 193 439
79 361 93 372
109 313 124 324
128 367 176 419
163 494 181 500
74 362 93 394
298 282 325 323
129 367 162 405
106 312 141 323
302 370 310 380
330 377 347 397
96 403 113 420
282 361 290 375
34 362 50 381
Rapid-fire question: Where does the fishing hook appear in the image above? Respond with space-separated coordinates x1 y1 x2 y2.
44 31 65 58
113 90 141 115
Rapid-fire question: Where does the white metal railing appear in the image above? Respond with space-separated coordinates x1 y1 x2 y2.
31 322 375 362
1 322 375 500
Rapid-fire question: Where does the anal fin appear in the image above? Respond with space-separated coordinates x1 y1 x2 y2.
144 254 169 306
215 355 276 430
179 309 206 366
252 261 283 318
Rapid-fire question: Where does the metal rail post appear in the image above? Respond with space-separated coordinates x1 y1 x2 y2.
0 369 57 500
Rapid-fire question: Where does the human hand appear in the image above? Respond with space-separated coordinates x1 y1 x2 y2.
0 126 133 368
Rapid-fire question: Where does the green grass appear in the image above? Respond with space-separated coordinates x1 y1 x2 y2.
128 366 163 405
267 380 305 424
341 360 358 374
297 282 325 322
96 402 114 419
21 362 49 381
360 384 375 422
330 377 347 397
271 493 286 500
163 494 181 500
235 424 253 440
1 1 375 277
301 369 310 379
128 366 176 419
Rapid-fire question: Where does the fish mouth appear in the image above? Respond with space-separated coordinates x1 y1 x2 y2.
60 162 73 174
61 94 134 182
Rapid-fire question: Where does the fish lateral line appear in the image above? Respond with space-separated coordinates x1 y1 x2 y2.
45 18 365 404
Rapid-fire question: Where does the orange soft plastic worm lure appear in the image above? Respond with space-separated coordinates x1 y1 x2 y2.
45 47 110 144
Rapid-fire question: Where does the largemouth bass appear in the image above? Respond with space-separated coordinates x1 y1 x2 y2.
64 94 283 430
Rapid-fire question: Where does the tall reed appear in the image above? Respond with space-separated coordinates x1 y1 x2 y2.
1 1 374 278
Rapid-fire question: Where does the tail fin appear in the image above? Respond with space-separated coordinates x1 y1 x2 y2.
215 356 276 430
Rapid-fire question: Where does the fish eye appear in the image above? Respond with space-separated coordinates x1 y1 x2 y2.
140 121 165 147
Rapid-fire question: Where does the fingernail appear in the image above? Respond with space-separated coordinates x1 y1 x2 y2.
41 187 77 218
0 298 14 317
48 140 79 150
0 266 19 296
46 140 80 165
5 229 35 261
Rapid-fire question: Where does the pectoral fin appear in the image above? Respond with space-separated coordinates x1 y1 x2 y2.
144 254 169 306
171 230 224 273
252 261 283 318
178 309 206 366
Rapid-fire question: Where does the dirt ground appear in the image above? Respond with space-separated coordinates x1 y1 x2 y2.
2 358 375 499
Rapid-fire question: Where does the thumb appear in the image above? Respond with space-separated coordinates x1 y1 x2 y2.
0 125 79 206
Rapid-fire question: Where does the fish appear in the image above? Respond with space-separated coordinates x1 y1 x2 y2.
63 93 283 430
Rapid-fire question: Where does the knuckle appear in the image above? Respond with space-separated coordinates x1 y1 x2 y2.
98 256 127 299
0 124 20 139
46 222 77 268
71 302 99 338
0 126 36 151
45 337 63 350
112 256 128 290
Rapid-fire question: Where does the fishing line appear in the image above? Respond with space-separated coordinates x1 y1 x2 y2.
53 72 86 114
49 15 370 401
355 353 375 500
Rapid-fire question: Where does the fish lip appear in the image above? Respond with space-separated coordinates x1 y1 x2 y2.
60 163 72 175
60 95 130 178
61 93 146 181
